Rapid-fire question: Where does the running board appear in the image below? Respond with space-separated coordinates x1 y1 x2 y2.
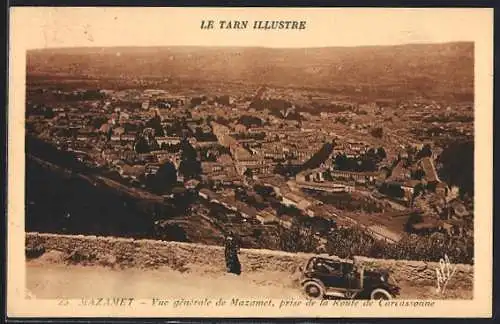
325 289 362 299
326 287 362 292
325 291 347 298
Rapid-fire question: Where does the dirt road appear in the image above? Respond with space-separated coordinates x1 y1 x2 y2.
26 262 303 299
26 261 470 300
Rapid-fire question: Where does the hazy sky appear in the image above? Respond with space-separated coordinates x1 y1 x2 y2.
10 7 493 49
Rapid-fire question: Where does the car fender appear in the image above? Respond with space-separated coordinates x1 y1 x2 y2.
300 278 326 289
373 283 399 294
302 279 327 299
370 287 394 299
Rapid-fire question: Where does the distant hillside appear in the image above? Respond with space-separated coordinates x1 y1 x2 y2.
27 42 474 101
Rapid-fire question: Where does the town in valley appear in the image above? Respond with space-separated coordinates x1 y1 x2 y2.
25 43 474 265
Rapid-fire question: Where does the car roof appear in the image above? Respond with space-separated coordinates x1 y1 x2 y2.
311 255 354 264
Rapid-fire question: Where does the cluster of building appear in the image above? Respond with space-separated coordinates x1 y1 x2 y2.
211 121 326 176
26 85 473 245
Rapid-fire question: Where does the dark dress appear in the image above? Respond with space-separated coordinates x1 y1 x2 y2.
224 236 241 275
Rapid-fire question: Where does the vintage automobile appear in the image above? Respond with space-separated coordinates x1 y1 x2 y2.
299 256 400 300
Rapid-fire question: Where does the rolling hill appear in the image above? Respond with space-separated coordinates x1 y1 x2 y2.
27 42 474 101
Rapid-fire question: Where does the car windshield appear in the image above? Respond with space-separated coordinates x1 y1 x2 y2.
306 258 357 274
387 273 398 286
305 258 316 271
312 259 340 272
342 262 354 273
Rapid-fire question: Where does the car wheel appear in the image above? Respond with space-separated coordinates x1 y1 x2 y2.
303 281 325 299
370 288 393 300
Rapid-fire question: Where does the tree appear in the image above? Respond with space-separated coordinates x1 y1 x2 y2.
416 144 432 160
405 212 423 232
179 140 201 180
278 223 316 253
238 115 263 127
123 122 138 133
411 169 425 180
275 161 301 177
134 136 150 154
145 115 165 137
437 140 474 198
154 222 188 242
190 97 203 107
379 183 405 198
359 157 377 172
215 117 230 126
243 168 254 178
91 116 108 129
254 184 274 197
302 142 334 171
334 154 349 170
274 162 285 175
149 161 177 194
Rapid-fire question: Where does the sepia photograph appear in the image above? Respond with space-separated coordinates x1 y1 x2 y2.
7 7 493 318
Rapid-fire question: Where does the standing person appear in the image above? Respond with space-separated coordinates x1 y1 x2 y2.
224 232 241 275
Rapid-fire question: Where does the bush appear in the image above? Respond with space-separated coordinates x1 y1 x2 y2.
278 224 317 253
67 249 97 264
26 244 46 259
323 227 473 264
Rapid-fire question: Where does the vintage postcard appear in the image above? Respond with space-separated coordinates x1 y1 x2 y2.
7 7 493 318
